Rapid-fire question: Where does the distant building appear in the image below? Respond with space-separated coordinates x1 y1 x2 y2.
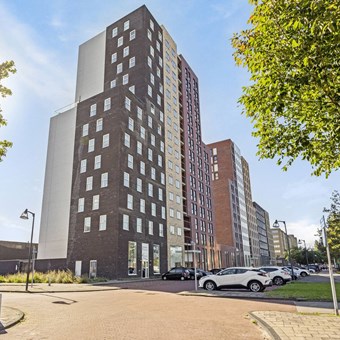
271 227 288 264
288 234 298 249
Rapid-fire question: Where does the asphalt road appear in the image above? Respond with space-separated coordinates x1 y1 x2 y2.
1 289 295 340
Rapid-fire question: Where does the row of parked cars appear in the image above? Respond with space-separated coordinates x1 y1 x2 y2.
162 265 312 292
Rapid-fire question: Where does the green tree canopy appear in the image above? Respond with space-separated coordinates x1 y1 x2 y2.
326 190 340 260
232 0 340 177
0 60 16 161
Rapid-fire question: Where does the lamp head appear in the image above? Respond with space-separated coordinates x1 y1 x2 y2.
272 220 279 228
20 209 29 220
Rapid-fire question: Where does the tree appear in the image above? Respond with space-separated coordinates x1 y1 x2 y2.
326 190 340 261
232 0 340 177
0 60 16 161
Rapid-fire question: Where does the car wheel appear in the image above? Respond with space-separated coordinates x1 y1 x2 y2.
190 275 195 280
300 272 307 277
180 276 185 281
273 276 284 285
204 280 216 291
162 276 167 280
248 280 263 292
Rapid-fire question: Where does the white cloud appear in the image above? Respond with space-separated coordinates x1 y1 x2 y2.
286 219 319 248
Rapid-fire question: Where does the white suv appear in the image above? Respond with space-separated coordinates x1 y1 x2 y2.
258 266 292 285
198 267 272 292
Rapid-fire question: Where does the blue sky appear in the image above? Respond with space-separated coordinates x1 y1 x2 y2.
0 0 338 248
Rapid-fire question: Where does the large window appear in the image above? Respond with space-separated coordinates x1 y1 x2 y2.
123 214 129 230
99 215 107 231
92 195 99 210
153 244 160 274
78 198 84 212
128 241 137 275
84 217 91 233
101 173 108 188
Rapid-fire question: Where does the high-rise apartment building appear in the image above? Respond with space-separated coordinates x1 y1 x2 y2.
241 157 260 267
208 140 251 267
38 6 215 278
271 227 287 264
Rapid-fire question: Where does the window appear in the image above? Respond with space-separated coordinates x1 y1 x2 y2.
111 53 117 63
123 134 130 148
86 176 93 191
158 188 163 201
80 159 87 173
148 221 153 235
169 208 174 217
147 29 152 41
78 198 84 212
82 124 89 137
148 85 152 97
123 74 129 85
128 154 133 169
112 27 118 37
90 104 97 117
148 148 153 161
159 111 164 122
140 199 145 213
147 56 152 68
127 194 133 210
161 206 166 219
177 227 182 236
99 215 107 231
128 241 137 275
137 218 142 233
158 56 163 67
170 225 175 234
157 95 161 106
84 217 91 233
124 20 129 31
150 104 155 115
129 56 135 68
161 172 165 185
150 19 154 31
140 161 145 175
136 178 142 192
159 224 164 237
110 79 116 88
125 97 131 111
128 117 134 131
118 36 123 47
123 46 129 57
157 67 161 78
148 116 153 128
137 141 142 155
150 134 155 146
117 63 123 74
129 86 135 94
123 214 129 230
104 98 111 111
151 167 156 180
124 172 130 187
176 195 181 204
148 183 153 197
92 195 99 210
94 155 101 169
160 141 164 153
151 203 156 216
158 31 163 41
169 192 174 201
176 211 181 220
156 40 160 52
101 172 108 187
88 139 95 152
102 134 109 148
150 73 155 85
96 118 103 132
129 29 136 40
175 180 180 189
137 106 143 120
158 155 162 167
140 126 145 139
168 175 173 185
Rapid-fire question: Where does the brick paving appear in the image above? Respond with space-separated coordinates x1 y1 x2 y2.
250 311 340 340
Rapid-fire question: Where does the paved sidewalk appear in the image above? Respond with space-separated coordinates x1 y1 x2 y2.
250 311 340 340
1 281 340 338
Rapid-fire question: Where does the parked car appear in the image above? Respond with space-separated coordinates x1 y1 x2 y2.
187 268 212 280
209 268 224 275
308 264 321 272
162 267 190 280
282 267 300 280
199 267 272 292
258 266 291 285
293 267 310 277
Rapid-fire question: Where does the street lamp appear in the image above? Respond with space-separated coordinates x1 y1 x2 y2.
20 209 35 291
272 220 295 280
298 239 309 268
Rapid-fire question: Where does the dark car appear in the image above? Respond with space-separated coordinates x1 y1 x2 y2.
187 268 208 280
162 267 190 280
209 268 224 275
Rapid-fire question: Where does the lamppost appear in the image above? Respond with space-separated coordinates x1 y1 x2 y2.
20 209 35 291
190 241 201 291
298 239 309 268
272 220 295 280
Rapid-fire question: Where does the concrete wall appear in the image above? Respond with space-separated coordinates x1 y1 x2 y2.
38 107 76 259
75 31 106 103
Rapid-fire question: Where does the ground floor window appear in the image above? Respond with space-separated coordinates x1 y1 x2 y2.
153 244 160 274
170 246 183 268
89 260 97 278
128 241 137 275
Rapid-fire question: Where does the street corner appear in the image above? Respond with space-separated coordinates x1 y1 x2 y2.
0 306 24 331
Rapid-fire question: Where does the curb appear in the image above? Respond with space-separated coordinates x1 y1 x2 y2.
248 311 281 340
0 306 24 330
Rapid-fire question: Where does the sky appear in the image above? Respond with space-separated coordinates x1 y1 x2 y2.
0 0 338 249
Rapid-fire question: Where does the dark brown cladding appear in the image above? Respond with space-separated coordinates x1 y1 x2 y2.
178 55 216 270
67 6 167 279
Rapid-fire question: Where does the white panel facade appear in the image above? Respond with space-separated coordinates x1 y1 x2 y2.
38 107 76 259
75 31 106 102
